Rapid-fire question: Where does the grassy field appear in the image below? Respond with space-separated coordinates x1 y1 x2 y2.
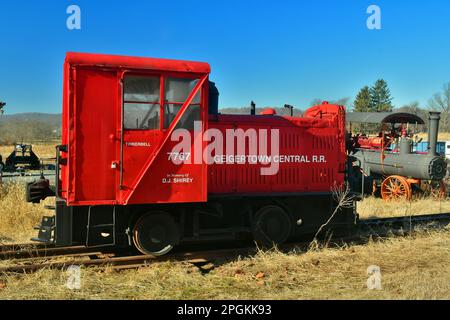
1 182 450 299
0 143 57 161
417 131 450 141
0 182 51 243
0 229 450 300
357 196 450 219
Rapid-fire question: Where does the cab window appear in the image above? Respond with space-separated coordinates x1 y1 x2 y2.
123 75 160 129
164 78 201 129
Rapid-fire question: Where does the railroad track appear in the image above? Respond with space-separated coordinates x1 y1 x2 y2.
358 212 450 231
0 244 111 260
0 242 53 255
0 247 253 274
1 212 450 274
0 242 49 251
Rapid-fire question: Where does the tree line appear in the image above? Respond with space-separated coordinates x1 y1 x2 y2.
311 79 450 132
0 119 59 145
351 80 450 132
0 102 61 144
353 79 393 113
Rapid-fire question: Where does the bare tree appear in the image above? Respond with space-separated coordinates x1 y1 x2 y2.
310 97 350 107
428 83 450 131
334 97 350 107
309 183 355 250
401 101 420 115
310 98 324 107
0 119 56 144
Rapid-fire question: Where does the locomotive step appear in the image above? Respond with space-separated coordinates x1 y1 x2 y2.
32 216 55 244
87 224 115 229
31 237 54 244
33 225 54 231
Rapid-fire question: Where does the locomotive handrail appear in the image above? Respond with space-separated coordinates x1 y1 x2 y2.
119 70 127 190
55 145 65 198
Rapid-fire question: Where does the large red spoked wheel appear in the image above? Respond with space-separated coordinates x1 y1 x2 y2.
381 175 412 201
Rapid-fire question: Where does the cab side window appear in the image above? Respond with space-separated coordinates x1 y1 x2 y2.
124 76 160 130
164 78 201 129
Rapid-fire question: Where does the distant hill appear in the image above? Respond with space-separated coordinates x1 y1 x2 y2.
0 113 61 144
219 107 304 117
0 113 61 127
0 107 303 143
0 107 303 125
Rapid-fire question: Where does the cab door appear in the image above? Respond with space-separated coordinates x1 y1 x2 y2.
71 69 118 203
120 74 163 191
120 73 208 204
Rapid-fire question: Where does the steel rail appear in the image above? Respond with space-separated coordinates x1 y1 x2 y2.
359 212 450 229
0 242 52 252
0 247 251 274
0 245 114 260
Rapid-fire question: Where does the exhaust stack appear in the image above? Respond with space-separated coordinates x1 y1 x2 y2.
250 101 256 115
428 112 441 156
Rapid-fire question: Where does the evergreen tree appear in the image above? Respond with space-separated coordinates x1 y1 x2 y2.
370 79 393 112
353 86 372 112
0 101 5 115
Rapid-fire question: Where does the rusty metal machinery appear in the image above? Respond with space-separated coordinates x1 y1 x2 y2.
4 144 41 172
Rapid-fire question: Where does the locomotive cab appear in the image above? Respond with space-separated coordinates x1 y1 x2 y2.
60 53 211 206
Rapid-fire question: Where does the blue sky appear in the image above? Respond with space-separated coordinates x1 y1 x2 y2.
0 0 449 114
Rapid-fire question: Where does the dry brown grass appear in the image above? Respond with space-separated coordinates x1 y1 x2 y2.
0 143 58 160
0 182 54 243
1 229 450 299
29 144 58 159
416 131 450 141
358 197 450 219
0 184 450 299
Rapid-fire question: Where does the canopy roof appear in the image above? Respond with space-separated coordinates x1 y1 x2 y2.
346 112 425 125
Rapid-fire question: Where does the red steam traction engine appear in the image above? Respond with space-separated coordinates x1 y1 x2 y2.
27 52 356 255
347 112 448 200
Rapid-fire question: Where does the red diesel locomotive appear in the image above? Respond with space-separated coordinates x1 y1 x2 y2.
27 52 356 255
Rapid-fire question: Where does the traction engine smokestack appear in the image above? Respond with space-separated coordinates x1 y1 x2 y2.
428 112 440 156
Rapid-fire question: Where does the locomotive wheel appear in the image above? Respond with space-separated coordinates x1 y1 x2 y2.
132 212 180 256
420 180 447 199
381 175 412 201
251 205 292 247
